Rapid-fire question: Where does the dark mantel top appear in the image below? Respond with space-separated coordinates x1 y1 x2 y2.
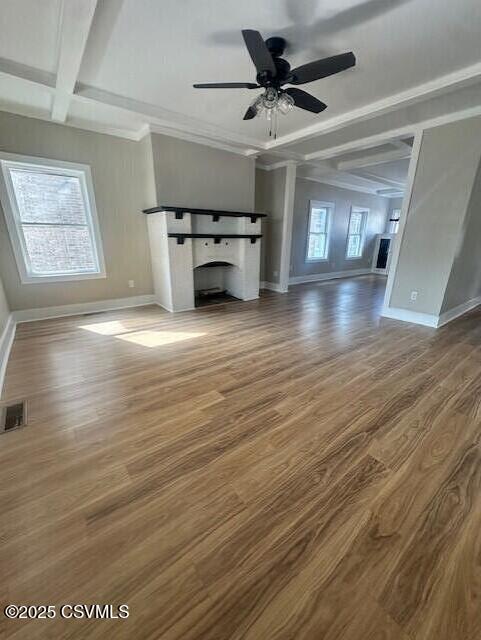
168 233 262 245
142 205 266 223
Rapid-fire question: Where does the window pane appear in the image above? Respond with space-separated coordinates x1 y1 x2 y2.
308 233 326 259
347 234 361 258
349 211 363 235
23 225 97 274
309 208 326 233
10 169 87 225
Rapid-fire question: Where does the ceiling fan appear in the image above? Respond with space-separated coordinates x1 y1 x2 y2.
193 30 355 137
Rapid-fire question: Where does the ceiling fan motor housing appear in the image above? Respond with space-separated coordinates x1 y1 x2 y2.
265 36 286 58
256 56 291 88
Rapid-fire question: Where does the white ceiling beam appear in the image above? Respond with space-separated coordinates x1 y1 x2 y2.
266 60 481 150
0 57 56 89
350 169 406 189
391 138 413 150
298 175 379 196
1 50 481 162
336 147 411 171
74 85 264 152
303 103 481 162
51 0 98 123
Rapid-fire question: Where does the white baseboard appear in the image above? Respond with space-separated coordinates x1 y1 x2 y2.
0 314 16 396
437 296 481 327
381 306 439 327
12 294 156 323
382 295 481 329
289 268 372 285
260 281 288 293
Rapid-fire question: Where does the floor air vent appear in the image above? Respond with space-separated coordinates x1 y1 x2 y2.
1 401 27 433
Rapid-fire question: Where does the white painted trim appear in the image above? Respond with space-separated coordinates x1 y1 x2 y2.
345 206 369 259
51 0 98 122
305 200 333 262
0 151 106 284
260 281 287 293
383 131 424 310
371 234 395 274
380 298 481 328
1 53 481 156
145 124 258 157
437 296 481 327
381 306 439 328
302 102 481 163
256 160 299 172
268 60 481 150
289 268 372 285
0 314 16 396
299 175 381 197
74 87 263 153
12 295 155 323
279 164 297 293
336 148 411 171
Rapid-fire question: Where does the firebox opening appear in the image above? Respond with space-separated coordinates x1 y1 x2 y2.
194 262 241 307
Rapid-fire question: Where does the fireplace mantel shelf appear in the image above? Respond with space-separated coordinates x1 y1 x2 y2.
143 205 267 223
168 233 262 245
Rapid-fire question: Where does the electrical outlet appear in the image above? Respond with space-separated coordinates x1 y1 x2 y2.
410 290 418 301
128 280 135 288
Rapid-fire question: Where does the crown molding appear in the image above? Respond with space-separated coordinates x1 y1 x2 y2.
73 83 263 151
265 60 481 150
335 147 411 171
298 174 401 198
303 104 481 162
0 104 144 141
51 0 98 122
256 159 298 171
1 53 481 162
299 175 380 196
145 123 257 157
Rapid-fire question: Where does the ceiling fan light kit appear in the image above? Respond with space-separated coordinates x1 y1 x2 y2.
193 29 356 139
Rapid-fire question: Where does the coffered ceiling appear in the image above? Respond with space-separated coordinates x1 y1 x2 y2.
0 0 480 174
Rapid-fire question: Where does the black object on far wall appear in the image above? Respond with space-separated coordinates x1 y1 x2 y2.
376 238 391 270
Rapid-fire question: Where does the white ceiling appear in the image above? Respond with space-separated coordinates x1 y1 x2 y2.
0 0 480 186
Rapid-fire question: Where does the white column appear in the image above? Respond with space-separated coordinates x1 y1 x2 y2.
278 162 297 293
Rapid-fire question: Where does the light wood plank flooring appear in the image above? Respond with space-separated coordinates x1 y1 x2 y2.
2 275 481 639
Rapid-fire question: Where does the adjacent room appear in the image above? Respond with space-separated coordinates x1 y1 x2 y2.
1 1 481 638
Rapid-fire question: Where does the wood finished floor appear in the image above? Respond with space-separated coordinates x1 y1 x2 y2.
2 274 481 639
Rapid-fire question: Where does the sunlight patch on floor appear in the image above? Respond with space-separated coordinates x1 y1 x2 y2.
116 330 206 347
79 320 128 335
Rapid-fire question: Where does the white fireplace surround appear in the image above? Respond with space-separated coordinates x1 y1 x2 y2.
146 209 262 312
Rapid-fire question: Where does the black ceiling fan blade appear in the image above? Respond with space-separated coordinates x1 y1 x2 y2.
193 82 259 89
243 105 257 120
290 52 356 85
284 88 327 113
242 29 276 76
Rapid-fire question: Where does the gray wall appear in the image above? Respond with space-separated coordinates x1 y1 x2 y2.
0 113 257 312
255 167 288 284
150 133 255 211
0 110 154 311
0 273 9 336
389 117 481 315
291 178 389 279
441 158 481 312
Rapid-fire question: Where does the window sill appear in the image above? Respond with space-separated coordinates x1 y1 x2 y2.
345 256 363 261
306 257 329 263
20 271 107 284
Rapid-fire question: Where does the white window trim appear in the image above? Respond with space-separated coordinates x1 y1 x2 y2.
305 200 333 263
0 151 106 284
345 206 369 260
